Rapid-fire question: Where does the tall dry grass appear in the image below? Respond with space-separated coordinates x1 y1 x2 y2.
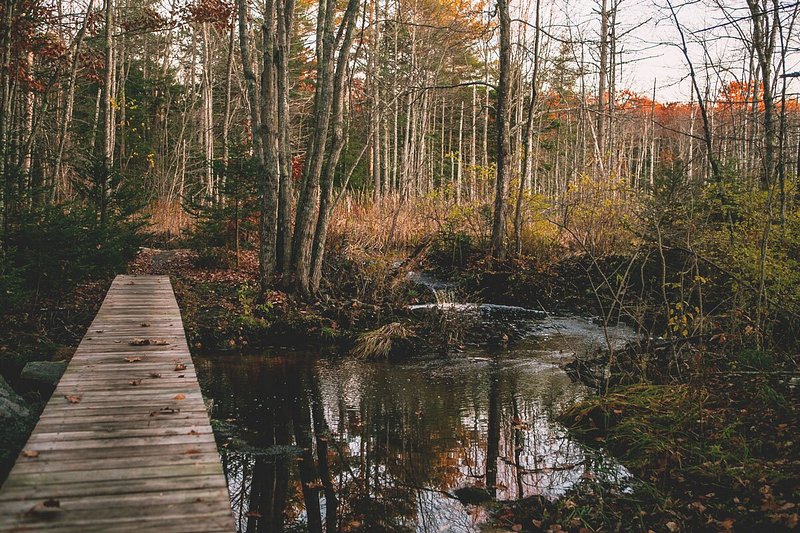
144 200 194 238
329 193 440 252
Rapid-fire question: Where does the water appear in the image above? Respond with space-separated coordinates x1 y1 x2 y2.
195 316 635 533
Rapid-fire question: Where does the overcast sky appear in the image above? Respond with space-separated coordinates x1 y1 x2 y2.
527 0 800 102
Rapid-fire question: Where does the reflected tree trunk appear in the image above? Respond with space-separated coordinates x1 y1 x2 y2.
486 359 501 497
292 374 323 531
310 371 338 532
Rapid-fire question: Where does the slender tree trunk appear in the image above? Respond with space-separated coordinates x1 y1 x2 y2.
491 0 511 259
276 0 296 273
98 0 115 226
513 0 540 255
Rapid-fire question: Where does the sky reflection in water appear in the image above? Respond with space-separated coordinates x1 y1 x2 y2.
195 316 634 533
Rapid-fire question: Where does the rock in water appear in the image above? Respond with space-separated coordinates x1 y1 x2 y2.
453 486 493 504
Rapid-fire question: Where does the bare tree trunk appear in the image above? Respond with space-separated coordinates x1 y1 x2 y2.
258 0 280 292
597 0 608 173
491 0 511 259
276 0 296 273
98 0 115 226
221 19 236 204
747 0 779 190
309 0 360 292
0 1 13 241
238 0 263 160
513 0 540 254
200 21 215 200
291 0 343 296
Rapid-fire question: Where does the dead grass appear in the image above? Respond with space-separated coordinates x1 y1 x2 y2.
351 322 416 360
329 194 439 252
144 200 193 238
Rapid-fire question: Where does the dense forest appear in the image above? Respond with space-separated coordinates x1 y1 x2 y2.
1 0 799 531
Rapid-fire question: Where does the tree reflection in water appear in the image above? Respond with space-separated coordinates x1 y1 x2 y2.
197 337 630 533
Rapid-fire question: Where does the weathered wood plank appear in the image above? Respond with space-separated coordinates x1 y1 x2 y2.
0 275 233 532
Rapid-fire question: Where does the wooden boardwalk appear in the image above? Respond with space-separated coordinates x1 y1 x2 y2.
0 275 234 532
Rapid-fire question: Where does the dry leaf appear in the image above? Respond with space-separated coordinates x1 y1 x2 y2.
125 356 142 363
173 393 186 400
26 499 61 517
140 323 151 327
149 373 162 379
174 363 187 371
64 395 81 404
129 338 150 346
188 429 199 436
184 448 202 455
129 379 142 386
149 406 180 417
22 450 39 458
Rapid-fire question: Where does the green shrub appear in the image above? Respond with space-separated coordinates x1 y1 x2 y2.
2 205 143 308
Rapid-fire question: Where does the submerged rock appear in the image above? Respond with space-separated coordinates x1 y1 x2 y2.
21 360 67 387
453 486 493 504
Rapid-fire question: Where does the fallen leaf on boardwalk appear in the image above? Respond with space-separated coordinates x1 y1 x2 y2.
26 499 61 517
64 395 81 404
22 450 39 458
177 374 185 378
188 430 199 435
174 363 187 371
173 393 186 400
129 379 142 386
114 340 122 343
140 322 150 327
129 338 170 346
149 373 161 379
125 356 142 363
150 406 180 417
183 448 202 455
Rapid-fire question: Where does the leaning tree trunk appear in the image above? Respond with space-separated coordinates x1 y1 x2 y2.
291 0 338 297
309 0 360 292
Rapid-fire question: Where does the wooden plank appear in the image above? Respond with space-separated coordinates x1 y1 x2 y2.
0 275 234 532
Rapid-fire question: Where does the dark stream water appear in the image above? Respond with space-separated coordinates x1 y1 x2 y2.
195 316 635 533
